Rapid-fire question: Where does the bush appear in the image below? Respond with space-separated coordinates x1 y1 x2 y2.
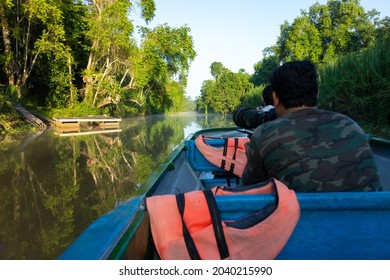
318 36 390 127
238 86 264 108
49 102 102 118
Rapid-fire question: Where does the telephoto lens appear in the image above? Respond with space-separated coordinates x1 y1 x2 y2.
233 106 277 129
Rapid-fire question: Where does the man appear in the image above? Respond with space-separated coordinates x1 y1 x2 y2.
232 85 277 129
257 84 274 111
241 61 382 192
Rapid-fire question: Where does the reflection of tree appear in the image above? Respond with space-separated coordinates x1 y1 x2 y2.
81 134 137 216
0 135 85 259
0 113 232 259
196 113 235 129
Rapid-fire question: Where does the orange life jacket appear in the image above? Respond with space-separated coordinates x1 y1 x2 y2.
146 178 300 260
195 135 249 177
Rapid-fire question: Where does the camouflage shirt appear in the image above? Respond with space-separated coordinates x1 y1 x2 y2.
241 108 382 192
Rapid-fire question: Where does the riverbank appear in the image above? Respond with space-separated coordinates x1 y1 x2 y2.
1 106 389 141
0 124 36 150
0 111 35 135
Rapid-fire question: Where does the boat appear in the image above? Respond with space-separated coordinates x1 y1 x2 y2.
58 127 390 260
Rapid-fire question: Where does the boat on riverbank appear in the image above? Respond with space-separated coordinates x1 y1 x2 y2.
59 127 390 260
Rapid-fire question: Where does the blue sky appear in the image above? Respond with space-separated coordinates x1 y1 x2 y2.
132 0 390 100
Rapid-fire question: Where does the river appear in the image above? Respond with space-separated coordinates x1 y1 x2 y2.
0 113 234 259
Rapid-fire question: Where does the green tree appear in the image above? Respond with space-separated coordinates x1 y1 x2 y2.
82 1 196 114
197 79 216 114
375 16 390 39
126 24 195 113
285 16 322 63
262 0 380 65
1 0 196 116
250 54 279 86
83 0 146 108
210 62 224 82
197 63 253 115
239 86 264 108
0 0 74 100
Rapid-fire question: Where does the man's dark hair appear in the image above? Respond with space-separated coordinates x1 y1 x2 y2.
262 85 273 106
270 60 318 109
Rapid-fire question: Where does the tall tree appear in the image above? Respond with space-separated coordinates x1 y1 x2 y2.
375 16 390 39
122 24 195 113
210 62 224 82
0 0 16 87
0 0 72 100
284 16 322 63
250 54 279 86
197 63 253 115
82 1 196 113
263 0 380 65
82 0 153 108
197 79 215 114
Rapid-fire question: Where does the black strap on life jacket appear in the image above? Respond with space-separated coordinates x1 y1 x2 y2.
220 138 228 170
203 189 230 259
176 193 201 260
175 191 230 260
228 138 238 173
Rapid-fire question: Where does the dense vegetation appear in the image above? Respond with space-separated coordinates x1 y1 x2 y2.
318 36 390 133
196 0 390 134
196 62 253 115
0 0 196 133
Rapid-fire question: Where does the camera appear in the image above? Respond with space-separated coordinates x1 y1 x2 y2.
232 106 277 129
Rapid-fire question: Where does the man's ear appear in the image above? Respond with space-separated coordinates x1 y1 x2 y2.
272 91 279 107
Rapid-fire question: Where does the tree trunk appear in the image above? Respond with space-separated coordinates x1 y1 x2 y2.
83 1 101 105
68 55 74 107
0 3 18 86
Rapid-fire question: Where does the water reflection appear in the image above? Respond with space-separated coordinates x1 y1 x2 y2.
0 113 233 259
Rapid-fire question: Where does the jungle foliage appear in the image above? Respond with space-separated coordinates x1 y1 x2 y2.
0 0 196 123
318 36 390 128
196 62 253 115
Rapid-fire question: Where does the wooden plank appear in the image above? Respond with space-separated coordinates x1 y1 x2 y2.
55 129 122 137
55 120 80 128
53 117 122 135
97 122 121 128
53 117 121 123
